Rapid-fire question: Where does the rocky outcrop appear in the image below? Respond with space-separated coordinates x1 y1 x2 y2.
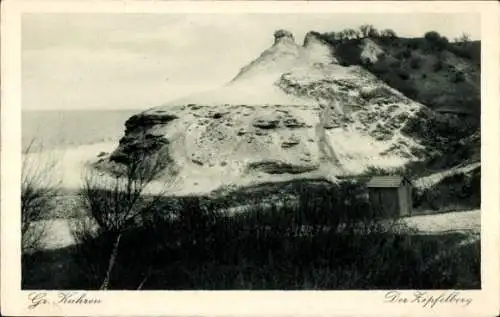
253 117 280 129
274 29 295 44
101 30 440 195
247 161 317 174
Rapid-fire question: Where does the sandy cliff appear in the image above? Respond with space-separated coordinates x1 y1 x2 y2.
99 30 439 194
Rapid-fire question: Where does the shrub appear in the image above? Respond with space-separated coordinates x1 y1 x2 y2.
21 139 62 287
424 31 441 42
370 62 390 75
59 177 481 290
433 59 444 72
451 70 466 83
448 41 480 65
21 145 59 244
409 56 422 69
72 151 169 290
359 24 377 38
380 29 397 39
405 39 424 50
335 41 362 66
369 70 417 99
70 218 115 289
396 49 412 60
413 168 480 212
389 59 402 68
396 69 410 80
368 28 380 38
424 31 449 51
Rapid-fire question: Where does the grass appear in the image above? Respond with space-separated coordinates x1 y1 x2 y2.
313 31 480 118
22 179 480 290
413 167 480 212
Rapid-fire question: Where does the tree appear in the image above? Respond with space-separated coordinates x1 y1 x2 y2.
323 31 337 43
425 31 449 51
455 32 471 44
424 31 442 42
344 28 357 40
74 150 169 290
337 30 348 41
381 29 397 39
21 139 63 288
21 140 60 254
359 24 376 38
368 28 380 38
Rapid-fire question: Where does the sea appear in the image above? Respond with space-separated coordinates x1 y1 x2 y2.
22 110 142 153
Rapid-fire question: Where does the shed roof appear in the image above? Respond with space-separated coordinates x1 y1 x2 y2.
366 175 411 188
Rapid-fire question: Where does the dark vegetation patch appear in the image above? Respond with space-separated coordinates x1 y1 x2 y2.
401 111 480 169
314 28 480 118
23 181 480 290
448 41 481 65
413 166 480 212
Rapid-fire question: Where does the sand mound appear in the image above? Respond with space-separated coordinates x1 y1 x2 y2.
97 31 431 195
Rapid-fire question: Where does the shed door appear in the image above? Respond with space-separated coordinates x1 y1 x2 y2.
376 190 384 216
385 189 399 216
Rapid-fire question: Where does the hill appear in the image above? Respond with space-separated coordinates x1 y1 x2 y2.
95 29 480 198
312 30 480 118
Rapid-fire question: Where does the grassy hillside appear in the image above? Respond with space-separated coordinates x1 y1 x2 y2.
313 31 480 118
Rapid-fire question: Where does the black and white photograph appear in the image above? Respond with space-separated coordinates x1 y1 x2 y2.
2 1 500 316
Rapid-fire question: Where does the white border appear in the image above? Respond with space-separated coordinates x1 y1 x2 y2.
2 1 499 316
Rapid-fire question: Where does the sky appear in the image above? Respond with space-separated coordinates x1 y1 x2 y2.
22 13 480 111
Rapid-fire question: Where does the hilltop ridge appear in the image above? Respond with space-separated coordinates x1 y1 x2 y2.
95 29 480 196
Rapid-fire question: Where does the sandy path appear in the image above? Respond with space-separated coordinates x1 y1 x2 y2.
30 219 80 250
401 209 480 234
414 162 480 189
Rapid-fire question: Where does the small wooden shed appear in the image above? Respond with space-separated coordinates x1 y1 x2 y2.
366 175 413 217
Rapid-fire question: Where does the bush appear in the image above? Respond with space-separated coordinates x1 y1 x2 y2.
370 62 390 75
405 38 424 50
424 31 441 42
397 69 410 80
72 151 169 290
409 56 422 69
71 218 116 289
21 140 61 283
451 70 466 83
413 167 480 212
448 41 480 65
359 24 377 38
380 29 397 39
424 31 449 51
54 176 481 290
334 41 362 66
396 49 412 60
433 59 444 72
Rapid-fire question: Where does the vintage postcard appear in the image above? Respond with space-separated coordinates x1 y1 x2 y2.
1 1 499 316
